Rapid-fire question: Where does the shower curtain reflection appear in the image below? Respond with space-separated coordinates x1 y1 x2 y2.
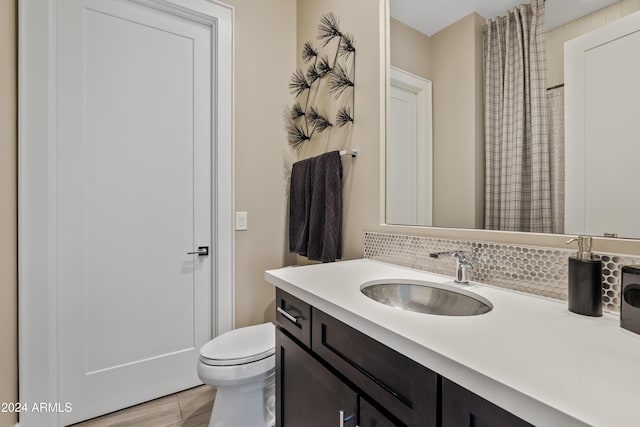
484 0 553 233
547 86 565 234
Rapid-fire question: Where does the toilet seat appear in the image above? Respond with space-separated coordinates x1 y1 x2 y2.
200 322 275 366
198 353 275 387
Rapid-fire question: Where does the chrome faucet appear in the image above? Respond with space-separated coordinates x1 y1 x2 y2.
429 250 474 284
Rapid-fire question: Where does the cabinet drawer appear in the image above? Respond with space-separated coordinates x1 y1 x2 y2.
312 308 437 427
275 288 311 348
442 378 532 427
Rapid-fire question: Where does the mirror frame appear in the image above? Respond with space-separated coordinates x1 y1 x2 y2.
379 0 640 254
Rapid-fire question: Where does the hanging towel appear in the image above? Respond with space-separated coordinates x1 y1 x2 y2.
289 151 343 262
289 158 311 256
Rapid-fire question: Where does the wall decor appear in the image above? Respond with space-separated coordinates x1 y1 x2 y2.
286 12 357 148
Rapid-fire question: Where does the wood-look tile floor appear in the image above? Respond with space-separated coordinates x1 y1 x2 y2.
71 385 215 427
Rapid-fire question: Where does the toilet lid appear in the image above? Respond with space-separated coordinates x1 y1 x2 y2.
200 322 275 366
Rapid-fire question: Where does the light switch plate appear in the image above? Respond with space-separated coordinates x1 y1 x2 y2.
235 211 248 230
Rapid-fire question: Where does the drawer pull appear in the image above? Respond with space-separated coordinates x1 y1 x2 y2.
277 306 300 324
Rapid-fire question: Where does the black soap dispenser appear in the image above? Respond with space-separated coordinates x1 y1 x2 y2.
566 236 602 317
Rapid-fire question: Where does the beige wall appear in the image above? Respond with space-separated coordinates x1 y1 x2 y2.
472 13 485 228
430 13 484 228
547 0 640 88
224 0 297 327
296 0 385 260
389 18 432 80
0 1 17 426
389 15 483 230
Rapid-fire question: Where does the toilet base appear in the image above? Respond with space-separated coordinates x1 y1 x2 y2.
207 372 275 427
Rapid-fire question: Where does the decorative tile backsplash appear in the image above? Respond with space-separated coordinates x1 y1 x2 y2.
364 231 640 313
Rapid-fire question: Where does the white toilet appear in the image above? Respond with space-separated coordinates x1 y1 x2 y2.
197 322 276 427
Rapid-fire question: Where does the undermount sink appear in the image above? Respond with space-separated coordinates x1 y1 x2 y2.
360 281 493 316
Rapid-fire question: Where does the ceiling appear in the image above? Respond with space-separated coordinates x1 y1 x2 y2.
390 0 621 36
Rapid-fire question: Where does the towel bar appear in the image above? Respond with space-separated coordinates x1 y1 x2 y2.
339 149 358 158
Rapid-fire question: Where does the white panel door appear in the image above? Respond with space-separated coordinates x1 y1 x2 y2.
565 11 640 238
387 68 433 227
57 0 213 423
388 84 418 225
584 30 640 237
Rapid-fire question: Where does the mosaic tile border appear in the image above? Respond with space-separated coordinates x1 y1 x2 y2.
363 231 640 312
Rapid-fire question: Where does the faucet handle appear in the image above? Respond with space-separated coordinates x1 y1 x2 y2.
459 256 474 268
451 250 472 262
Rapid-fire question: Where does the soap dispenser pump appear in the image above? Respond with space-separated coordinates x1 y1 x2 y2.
566 236 602 317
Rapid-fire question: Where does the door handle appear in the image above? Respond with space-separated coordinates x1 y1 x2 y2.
187 246 209 256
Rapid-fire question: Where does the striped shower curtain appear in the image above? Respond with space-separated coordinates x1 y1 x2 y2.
484 0 552 233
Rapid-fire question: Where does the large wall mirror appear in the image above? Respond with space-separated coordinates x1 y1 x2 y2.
386 0 640 238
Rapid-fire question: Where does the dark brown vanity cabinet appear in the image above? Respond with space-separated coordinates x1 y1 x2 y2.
275 288 531 427
276 329 399 427
359 398 398 427
276 329 358 426
312 308 437 426
441 379 533 427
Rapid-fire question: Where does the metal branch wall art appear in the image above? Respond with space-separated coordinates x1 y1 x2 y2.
286 12 356 149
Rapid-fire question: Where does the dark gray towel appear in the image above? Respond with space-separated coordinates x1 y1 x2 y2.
289 151 343 262
289 158 311 256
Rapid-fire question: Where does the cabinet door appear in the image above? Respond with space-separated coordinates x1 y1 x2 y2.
276 328 358 427
442 378 533 427
359 397 399 427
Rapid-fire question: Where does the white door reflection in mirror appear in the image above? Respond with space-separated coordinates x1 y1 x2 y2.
565 11 640 239
387 67 433 226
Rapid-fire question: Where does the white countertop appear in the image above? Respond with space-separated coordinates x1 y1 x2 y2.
265 259 640 427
